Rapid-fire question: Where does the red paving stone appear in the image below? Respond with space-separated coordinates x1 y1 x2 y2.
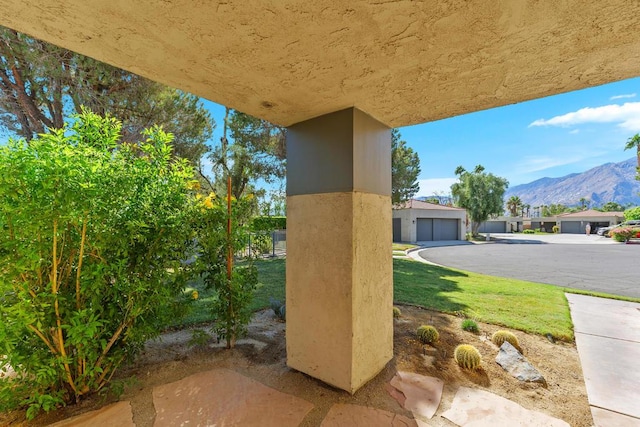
152 368 313 427
48 401 135 427
320 404 417 427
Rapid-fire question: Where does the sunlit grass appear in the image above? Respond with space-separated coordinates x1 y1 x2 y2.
178 257 637 341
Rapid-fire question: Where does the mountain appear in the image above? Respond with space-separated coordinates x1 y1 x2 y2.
505 158 640 208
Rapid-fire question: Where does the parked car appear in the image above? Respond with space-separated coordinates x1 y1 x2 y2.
602 220 640 237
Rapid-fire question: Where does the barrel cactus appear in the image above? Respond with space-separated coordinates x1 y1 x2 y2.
491 330 522 352
416 325 439 344
454 344 482 370
393 306 402 318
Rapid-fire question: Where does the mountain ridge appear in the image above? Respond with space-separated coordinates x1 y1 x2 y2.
505 158 640 207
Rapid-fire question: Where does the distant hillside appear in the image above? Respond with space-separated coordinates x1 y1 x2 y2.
505 158 640 208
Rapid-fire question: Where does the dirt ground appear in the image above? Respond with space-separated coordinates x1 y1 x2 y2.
2 305 592 426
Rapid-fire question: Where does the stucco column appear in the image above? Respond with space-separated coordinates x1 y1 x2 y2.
286 107 393 393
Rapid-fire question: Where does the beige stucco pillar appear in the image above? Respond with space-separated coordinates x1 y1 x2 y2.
286 107 393 393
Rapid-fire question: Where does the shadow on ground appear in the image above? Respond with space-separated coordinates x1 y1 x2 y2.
393 258 468 314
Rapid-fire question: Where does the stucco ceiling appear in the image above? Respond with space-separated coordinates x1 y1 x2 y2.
1 1 640 127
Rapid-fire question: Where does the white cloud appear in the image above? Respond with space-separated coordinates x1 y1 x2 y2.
517 155 582 173
528 102 640 131
416 178 457 197
610 93 636 100
569 129 580 134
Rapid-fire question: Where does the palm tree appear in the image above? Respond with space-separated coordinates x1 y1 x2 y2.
625 133 640 169
506 196 523 217
579 197 587 211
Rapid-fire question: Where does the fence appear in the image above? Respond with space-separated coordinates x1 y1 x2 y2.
245 229 286 258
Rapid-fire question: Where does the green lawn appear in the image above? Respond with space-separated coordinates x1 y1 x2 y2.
179 257 637 341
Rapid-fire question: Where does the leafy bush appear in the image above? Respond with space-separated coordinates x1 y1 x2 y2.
0 111 195 418
251 216 286 231
416 325 439 344
609 227 640 242
461 319 479 333
454 344 482 370
522 229 535 234
552 225 559 233
251 232 274 255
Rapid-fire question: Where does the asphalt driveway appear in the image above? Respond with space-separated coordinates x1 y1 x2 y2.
417 237 640 298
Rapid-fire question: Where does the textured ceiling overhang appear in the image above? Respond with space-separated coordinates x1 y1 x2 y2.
1 1 640 127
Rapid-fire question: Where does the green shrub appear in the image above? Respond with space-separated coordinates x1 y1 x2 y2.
393 306 402 318
252 232 274 254
552 225 559 233
523 229 535 234
610 227 640 243
491 330 522 352
454 344 482 370
251 216 286 231
0 110 195 418
461 319 479 333
416 325 439 344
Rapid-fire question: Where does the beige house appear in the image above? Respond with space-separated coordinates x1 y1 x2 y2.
557 210 625 234
393 200 468 243
479 210 625 234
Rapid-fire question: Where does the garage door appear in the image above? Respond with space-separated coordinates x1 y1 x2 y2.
393 218 401 242
561 221 582 234
416 218 433 241
434 219 459 240
478 221 506 233
417 218 459 241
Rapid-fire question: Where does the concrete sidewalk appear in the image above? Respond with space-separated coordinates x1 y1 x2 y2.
566 294 640 427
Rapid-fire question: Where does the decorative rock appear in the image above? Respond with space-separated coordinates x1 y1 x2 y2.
496 341 547 385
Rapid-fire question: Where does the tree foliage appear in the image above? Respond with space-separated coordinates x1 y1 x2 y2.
0 27 213 166
597 201 627 212
208 108 285 199
624 206 640 221
540 204 570 217
0 111 196 417
392 129 421 205
451 165 508 235
506 196 523 217
625 133 640 168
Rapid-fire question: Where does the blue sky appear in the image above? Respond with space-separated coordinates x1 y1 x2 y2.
203 77 640 197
